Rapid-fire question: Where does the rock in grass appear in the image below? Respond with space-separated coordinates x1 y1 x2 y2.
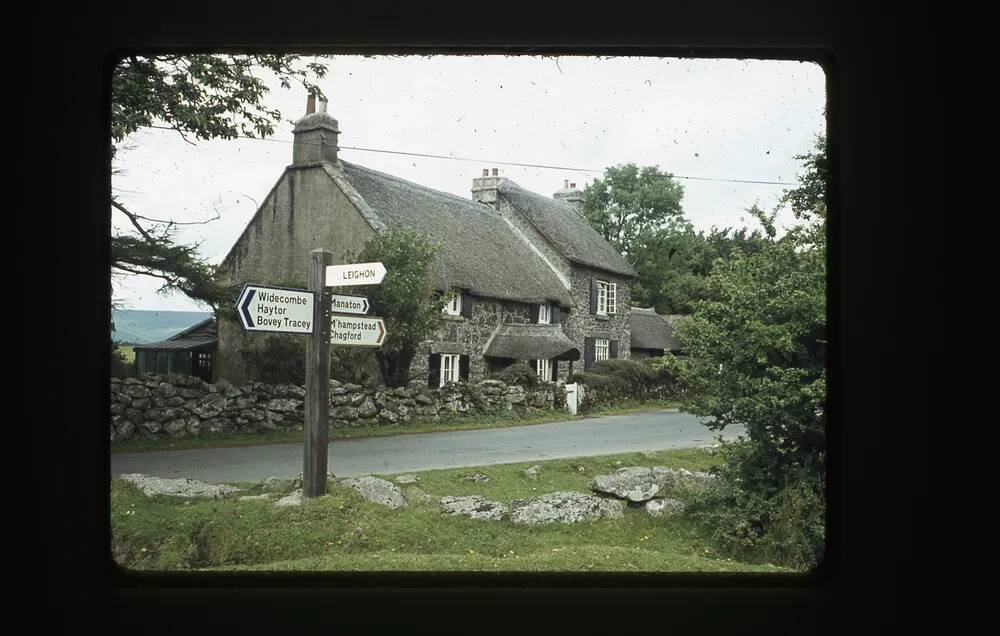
274 490 303 507
238 493 272 502
508 491 625 524
463 472 490 483
119 474 240 499
644 498 687 518
340 476 408 509
523 465 542 480
439 495 508 521
589 466 717 503
395 474 420 485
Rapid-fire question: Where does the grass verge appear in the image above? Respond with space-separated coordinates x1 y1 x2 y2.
111 399 681 453
110 447 788 573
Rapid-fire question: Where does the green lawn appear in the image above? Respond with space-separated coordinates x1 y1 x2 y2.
110 399 682 453
110 448 789 573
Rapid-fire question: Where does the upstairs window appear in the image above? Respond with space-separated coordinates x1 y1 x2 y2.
596 281 617 315
443 290 461 316
538 303 550 324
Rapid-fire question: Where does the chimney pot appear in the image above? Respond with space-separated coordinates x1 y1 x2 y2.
482 169 489 177
492 168 499 176
306 94 316 114
564 180 569 188
319 99 328 113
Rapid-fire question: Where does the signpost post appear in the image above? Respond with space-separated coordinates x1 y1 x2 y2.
232 257 388 500
303 249 333 499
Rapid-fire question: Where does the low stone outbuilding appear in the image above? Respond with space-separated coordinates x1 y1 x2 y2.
132 318 217 382
629 308 686 359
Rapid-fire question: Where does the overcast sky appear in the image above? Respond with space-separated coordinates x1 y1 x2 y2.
111 55 826 311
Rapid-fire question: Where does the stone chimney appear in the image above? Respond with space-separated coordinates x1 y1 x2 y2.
292 93 340 165
554 180 585 215
472 167 505 207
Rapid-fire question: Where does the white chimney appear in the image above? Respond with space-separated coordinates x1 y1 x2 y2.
554 180 585 216
292 93 340 165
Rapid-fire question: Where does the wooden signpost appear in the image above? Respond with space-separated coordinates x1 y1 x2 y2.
235 252 388 499
303 251 388 498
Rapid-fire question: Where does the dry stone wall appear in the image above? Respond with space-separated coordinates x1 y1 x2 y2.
110 374 567 443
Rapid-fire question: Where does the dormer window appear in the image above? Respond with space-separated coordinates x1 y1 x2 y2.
538 303 550 324
443 290 461 316
596 281 617 315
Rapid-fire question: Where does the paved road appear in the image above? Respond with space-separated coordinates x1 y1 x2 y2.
111 409 743 483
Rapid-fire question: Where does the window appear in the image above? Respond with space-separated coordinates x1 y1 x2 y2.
538 303 550 324
440 353 460 386
595 338 610 362
443 291 461 316
536 359 551 382
596 281 616 315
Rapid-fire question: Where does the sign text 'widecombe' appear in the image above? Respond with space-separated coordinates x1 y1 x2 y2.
235 284 314 335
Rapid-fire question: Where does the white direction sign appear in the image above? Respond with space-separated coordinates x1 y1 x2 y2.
236 284 314 334
325 262 386 287
330 315 387 347
330 294 370 315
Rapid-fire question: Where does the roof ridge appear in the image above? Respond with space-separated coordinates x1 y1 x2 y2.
340 160 494 212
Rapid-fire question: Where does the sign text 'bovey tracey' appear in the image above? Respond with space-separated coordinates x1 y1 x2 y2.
236 285 314 334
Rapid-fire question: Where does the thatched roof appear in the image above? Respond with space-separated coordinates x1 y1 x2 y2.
133 318 217 352
496 180 638 278
483 323 581 360
333 162 573 307
629 307 682 352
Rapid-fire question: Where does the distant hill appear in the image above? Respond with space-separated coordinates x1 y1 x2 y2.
112 309 213 345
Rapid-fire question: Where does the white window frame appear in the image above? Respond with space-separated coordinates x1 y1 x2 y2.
443 290 461 316
595 338 610 362
538 303 550 324
440 353 460 386
536 359 552 382
596 281 616 315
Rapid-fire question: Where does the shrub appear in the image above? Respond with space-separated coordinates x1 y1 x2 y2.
330 347 381 387
590 359 659 387
239 335 306 385
686 440 825 570
488 361 538 387
111 341 135 378
569 371 629 393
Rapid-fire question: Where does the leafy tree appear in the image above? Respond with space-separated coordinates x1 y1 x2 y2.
111 54 328 310
583 163 685 257
630 218 768 314
111 341 135 378
341 231 446 387
655 137 827 568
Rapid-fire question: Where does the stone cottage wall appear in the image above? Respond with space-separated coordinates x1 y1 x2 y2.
409 296 532 386
110 373 567 443
562 265 633 368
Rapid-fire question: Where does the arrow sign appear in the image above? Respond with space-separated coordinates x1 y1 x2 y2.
330 294 370 315
325 262 386 287
330 315 387 347
235 284 314 334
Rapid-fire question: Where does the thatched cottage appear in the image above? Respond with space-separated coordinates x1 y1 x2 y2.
214 96 663 387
